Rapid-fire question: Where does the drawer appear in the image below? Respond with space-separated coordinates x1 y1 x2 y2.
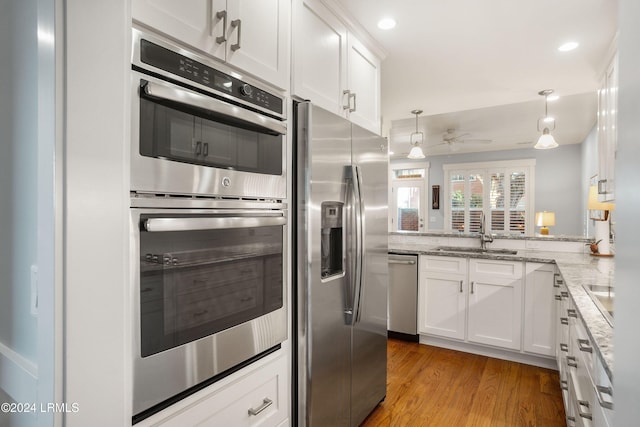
421 255 467 274
469 258 523 280
153 354 288 427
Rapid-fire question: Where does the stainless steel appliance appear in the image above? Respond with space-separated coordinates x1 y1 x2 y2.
130 198 288 423
129 28 288 424
130 28 286 199
388 253 419 341
294 102 388 426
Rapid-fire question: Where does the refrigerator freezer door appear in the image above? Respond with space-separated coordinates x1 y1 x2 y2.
297 103 353 426
350 124 388 426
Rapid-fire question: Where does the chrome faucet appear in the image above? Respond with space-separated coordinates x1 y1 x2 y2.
479 212 494 250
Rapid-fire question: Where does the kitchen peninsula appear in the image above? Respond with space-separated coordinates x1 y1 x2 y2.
389 231 614 424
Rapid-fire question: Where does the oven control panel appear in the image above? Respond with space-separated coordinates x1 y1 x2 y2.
138 39 283 115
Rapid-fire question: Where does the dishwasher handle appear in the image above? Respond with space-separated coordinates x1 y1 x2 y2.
388 258 416 265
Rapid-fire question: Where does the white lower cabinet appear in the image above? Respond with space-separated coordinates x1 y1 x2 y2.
555 271 613 427
523 263 557 356
419 256 526 352
418 256 467 340
467 258 523 350
139 352 289 427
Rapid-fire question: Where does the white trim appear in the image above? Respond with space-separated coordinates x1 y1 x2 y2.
443 158 536 171
0 340 38 403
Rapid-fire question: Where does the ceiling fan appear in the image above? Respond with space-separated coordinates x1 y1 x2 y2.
431 129 492 147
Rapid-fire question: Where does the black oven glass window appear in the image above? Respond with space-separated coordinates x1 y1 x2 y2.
139 94 282 175
139 219 284 357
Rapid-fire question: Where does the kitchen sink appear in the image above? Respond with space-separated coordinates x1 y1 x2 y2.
434 246 519 255
583 284 614 326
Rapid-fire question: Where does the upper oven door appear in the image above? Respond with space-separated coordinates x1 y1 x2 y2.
131 71 287 199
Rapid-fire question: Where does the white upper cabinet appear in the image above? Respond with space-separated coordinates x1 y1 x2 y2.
347 36 381 132
597 52 618 202
292 0 382 134
132 0 291 90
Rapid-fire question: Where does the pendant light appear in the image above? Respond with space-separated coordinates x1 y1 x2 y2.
408 109 426 159
534 89 559 149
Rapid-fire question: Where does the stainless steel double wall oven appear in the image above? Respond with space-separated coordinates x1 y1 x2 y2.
130 28 288 423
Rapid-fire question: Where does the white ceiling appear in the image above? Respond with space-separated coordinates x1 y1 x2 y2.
335 0 618 157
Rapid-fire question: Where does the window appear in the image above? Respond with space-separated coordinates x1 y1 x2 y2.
389 161 429 232
444 160 535 235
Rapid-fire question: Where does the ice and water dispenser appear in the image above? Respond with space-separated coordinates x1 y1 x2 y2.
321 202 344 279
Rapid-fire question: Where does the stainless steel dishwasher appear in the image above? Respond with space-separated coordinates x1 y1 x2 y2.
388 253 418 341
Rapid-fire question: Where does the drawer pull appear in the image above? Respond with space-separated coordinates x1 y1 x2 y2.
561 317 569 325
555 295 562 301
578 338 593 353
248 398 273 416
595 385 614 410
560 380 569 391
561 291 569 298
567 308 578 318
560 343 569 352
567 356 578 368
577 400 593 420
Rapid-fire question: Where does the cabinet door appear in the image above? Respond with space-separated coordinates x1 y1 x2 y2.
226 0 290 89
346 35 381 134
468 259 523 350
419 273 466 340
292 0 348 116
523 263 556 356
132 0 222 58
597 53 618 202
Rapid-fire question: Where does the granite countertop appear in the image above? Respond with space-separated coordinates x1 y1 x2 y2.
389 243 614 381
389 231 592 243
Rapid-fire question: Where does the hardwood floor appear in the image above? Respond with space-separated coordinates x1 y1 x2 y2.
361 339 566 427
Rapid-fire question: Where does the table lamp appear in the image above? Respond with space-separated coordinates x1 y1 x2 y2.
535 211 555 235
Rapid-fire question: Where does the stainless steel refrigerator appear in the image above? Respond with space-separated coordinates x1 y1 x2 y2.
294 102 389 426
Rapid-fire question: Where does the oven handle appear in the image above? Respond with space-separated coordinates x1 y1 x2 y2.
142 80 287 136
143 216 286 232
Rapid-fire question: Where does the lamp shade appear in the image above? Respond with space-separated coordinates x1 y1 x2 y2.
534 129 558 149
587 185 615 211
535 211 556 227
408 146 425 159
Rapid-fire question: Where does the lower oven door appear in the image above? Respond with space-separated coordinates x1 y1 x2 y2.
131 207 287 421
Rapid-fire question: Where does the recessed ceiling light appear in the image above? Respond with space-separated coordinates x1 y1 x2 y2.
377 17 396 30
558 41 579 52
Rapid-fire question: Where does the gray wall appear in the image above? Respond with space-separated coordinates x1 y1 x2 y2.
1 0 60 425
0 0 39 365
401 143 585 235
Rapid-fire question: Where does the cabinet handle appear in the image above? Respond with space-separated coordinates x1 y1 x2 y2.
561 291 569 298
595 385 614 410
560 343 569 352
349 92 356 112
553 273 561 287
214 10 227 44
567 308 577 318
459 280 463 293
343 90 351 110
195 140 202 155
231 19 242 51
560 380 569 391
567 356 578 368
560 317 569 325
470 281 475 294
577 400 593 420
248 398 273 416
203 142 209 157
555 295 562 301
566 415 576 427
578 338 593 353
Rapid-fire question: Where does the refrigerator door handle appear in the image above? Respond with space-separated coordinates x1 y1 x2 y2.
351 165 365 325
